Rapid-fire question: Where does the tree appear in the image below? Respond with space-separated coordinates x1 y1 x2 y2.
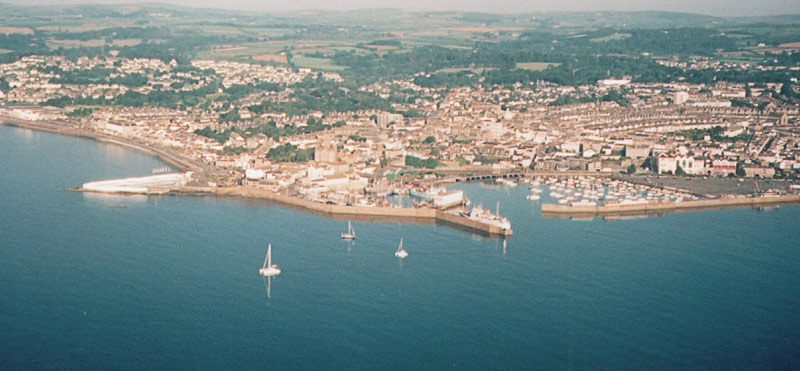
780 80 796 99
675 165 686 176
745 82 752 98
627 164 637 174
405 155 423 168
423 136 436 144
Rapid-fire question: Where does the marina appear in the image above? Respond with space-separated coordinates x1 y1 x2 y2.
531 175 800 217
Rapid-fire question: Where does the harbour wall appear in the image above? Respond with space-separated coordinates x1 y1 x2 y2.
198 186 512 237
541 195 800 216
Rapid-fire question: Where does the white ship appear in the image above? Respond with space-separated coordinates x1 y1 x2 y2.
465 202 511 231
409 186 446 201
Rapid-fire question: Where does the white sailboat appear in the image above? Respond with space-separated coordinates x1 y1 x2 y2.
394 238 408 258
341 221 355 240
259 243 281 277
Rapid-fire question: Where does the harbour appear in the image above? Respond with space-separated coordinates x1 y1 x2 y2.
2 124 800 369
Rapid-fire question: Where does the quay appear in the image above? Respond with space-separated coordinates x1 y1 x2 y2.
541 195 800 217
205 186 512 237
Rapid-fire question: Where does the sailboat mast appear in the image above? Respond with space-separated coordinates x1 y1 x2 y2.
267 243 272 267
496 201 500 217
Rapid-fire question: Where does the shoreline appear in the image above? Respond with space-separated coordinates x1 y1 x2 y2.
1 115 203 173
4 116 515 237
8 114 798 235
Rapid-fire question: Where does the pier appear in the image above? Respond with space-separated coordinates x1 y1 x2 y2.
541 195 800 218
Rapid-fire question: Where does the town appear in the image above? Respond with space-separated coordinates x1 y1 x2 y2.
1 48 799 230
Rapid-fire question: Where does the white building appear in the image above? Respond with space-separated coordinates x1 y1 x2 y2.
657 153 706 175
674 91 689 105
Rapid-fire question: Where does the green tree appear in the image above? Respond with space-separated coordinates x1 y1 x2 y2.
423 136 436 144
675 165 686 176
627 164 637 174
405 155 423 168
423 158 440 169
780 80 796 99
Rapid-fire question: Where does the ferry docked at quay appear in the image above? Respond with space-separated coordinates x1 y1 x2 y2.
461 202 512 233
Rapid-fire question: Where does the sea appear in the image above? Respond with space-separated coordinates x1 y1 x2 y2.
2 124 799 370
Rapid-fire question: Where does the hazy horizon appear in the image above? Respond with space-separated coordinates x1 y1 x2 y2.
3 0 799 18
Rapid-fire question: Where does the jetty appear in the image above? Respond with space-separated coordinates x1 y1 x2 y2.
541 194 800 218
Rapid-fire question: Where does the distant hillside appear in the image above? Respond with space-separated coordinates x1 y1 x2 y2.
0 3 798 30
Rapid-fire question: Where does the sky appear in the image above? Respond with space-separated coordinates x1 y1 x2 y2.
5 0 800 17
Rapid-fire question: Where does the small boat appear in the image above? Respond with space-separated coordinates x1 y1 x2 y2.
394 238 408 258
526 194 540 200
259 243 281 276
341 221 356 240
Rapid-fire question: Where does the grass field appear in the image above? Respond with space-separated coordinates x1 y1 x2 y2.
197 41 293 60
516 62 560 71
291 56 347 71
253 54 288 63
0 26 34 35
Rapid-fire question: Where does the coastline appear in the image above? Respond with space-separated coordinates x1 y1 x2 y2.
2 116 516 237
8 115 799 236
1 115 203 173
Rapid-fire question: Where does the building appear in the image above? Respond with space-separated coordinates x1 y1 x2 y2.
377 112 404 128
657 153 706 175
674 91 689 105
710 158 737 176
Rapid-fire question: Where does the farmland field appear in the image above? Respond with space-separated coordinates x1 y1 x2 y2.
516 62 560 71
0 26 34 34
291 56 347 71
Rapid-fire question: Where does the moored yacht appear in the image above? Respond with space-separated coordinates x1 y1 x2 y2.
259 243 281 277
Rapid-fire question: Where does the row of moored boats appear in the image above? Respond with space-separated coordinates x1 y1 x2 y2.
523 176 700 206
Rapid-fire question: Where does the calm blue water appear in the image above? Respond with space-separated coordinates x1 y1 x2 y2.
2 124 799 369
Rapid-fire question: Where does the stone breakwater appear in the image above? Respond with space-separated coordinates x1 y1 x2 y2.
541 195 800 217
212 186 514 237
77 184 513 237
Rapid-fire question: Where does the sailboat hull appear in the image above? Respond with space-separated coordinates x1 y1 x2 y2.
259 266 281 276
